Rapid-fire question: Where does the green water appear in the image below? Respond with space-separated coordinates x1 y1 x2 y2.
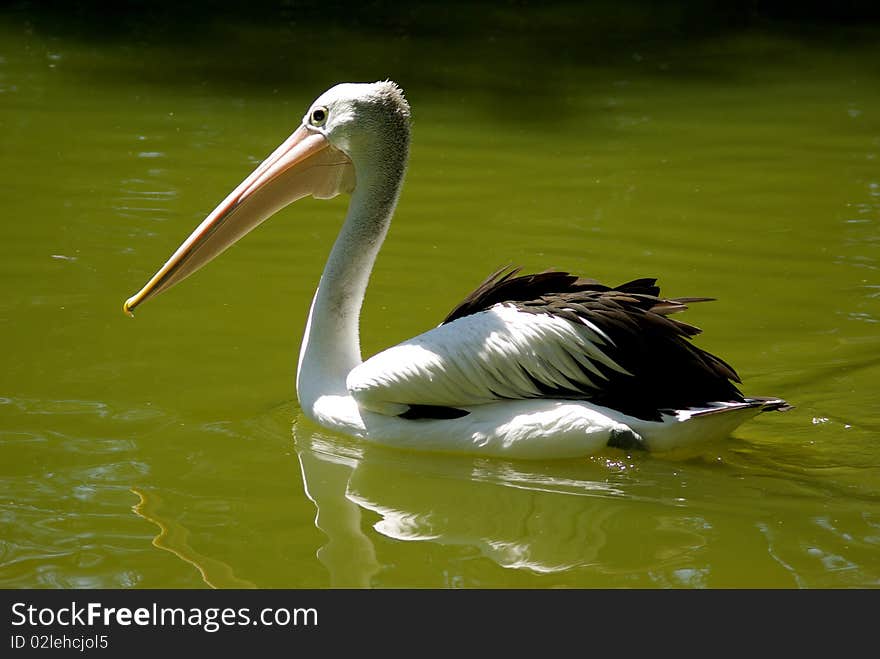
2 15 879 588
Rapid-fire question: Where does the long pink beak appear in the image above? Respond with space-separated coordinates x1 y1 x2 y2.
123 125 354 316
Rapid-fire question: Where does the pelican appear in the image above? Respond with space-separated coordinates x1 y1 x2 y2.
124 81 789 459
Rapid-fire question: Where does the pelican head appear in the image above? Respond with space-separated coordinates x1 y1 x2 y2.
306 81 410 172
123 80 410 315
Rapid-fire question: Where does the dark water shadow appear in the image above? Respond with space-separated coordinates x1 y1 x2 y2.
4 1 880 123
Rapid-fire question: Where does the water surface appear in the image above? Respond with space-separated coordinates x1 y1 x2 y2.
1 17 879 588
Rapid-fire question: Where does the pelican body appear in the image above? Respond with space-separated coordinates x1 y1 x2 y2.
124 81 789 459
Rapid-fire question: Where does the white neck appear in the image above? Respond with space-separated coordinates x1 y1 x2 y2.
296 158 406 411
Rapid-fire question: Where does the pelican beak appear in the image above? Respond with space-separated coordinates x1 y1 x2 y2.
123 125 354 316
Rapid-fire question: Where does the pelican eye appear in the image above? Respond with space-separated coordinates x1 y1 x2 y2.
310 107 328 126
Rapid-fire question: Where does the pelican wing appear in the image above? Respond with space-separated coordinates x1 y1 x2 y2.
347 269 744 421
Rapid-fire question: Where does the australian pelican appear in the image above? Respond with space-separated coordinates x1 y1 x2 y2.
124 81 789 459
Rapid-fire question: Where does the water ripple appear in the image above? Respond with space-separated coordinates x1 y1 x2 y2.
0 397 178 588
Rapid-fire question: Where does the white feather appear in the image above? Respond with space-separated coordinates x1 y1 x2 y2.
346 304 625 413
305 393 769 459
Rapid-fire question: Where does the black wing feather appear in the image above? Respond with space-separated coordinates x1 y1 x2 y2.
442 266 745 421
